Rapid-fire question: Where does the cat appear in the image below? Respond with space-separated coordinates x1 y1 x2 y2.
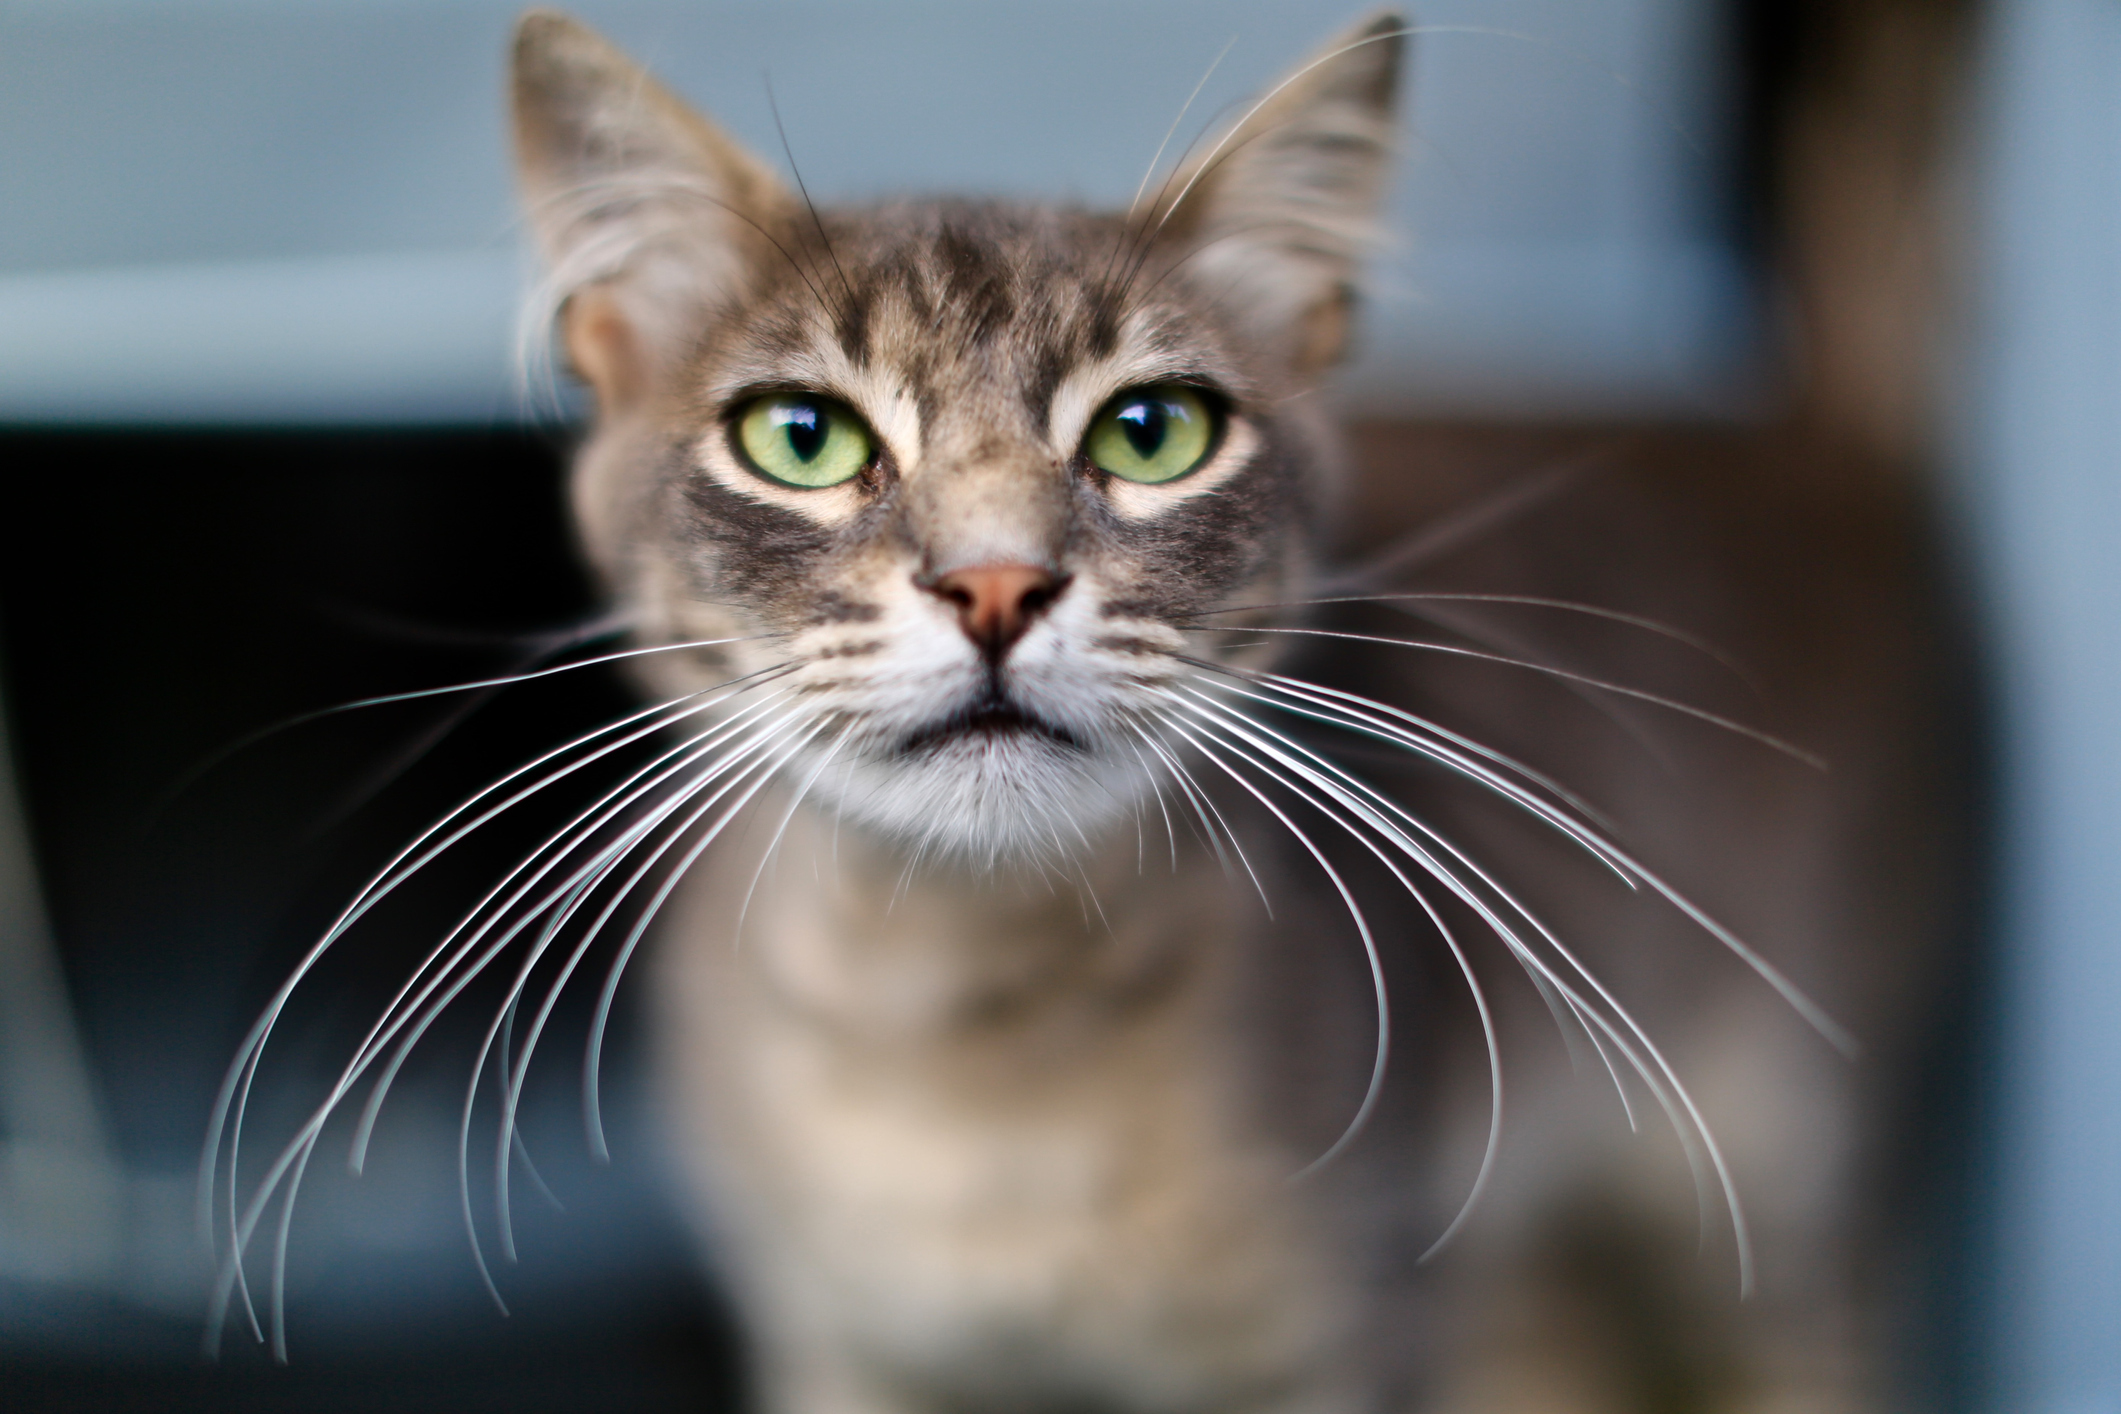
204 9 1963 1411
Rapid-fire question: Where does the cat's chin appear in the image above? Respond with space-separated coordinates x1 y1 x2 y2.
808 730 1147 868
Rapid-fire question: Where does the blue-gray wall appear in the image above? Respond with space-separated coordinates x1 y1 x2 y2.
1968 2 2121 1409
0 0 1745 423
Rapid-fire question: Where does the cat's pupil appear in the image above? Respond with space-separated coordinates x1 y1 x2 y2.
780 403 826 462
1117 400 1165 459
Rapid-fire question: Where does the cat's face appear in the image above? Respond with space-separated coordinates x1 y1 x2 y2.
512 11 1402 863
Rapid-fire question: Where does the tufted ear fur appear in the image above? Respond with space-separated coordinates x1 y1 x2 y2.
512 10 800 414
1147 11 1405 379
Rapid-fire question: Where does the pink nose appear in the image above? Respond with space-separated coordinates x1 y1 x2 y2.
925 564 1064 659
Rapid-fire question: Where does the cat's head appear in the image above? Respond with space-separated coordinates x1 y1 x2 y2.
512 10 1403 865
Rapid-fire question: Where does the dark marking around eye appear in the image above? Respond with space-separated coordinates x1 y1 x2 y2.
674 442 835 608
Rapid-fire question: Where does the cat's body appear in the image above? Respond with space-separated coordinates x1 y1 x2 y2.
209 10 1963 1411
517 11 1943 1410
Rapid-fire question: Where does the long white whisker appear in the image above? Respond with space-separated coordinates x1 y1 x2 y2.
1185 663 1854 1056
1185 592 1762 694
357 706 804 1158
1162 692 1505 1255
1152 709 1387 1178
1127 34 1239 218
1134 721 1271 915
203 675 789 1352
343 692 800 1169
1172 683 1756 1289
1123 736 1181 872
1182 662 1634 879
1180 654 1630 846
481 714 821 1266
494 987 565 1215
430 717 807 1296
202 664 793 1282
208 702 802 1350
488 874 600 1268
734 725 858 944
1185 626 1823 768
582 719 830 1159
1357 599 1685 775
1132 728 1225 867
460 732 791 1300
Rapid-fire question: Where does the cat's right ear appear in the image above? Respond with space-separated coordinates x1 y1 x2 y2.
512 10 798 414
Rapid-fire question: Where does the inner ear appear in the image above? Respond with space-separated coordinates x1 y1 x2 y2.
1295 285 1358 378
562 286 647 414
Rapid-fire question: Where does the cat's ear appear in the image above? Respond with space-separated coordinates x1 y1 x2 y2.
512 10 799 413
1148 11 1405 378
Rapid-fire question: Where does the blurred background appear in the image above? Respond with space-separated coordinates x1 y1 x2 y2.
0 0 2111 1410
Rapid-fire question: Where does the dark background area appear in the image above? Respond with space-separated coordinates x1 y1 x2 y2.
0 429 744 1410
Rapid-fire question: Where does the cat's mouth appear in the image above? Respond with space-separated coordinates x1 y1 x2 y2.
897 700 1083 756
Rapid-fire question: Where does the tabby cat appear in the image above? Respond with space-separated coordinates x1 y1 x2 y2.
207 9 1957 1411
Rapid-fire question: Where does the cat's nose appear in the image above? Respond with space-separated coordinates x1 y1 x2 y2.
924 564 1065 661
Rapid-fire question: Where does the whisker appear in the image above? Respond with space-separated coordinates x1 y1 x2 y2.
489 875 601 1266
764 78 857 315
1126 739 1181 872
1133 721 1271 915
1125 34 1239 222
202 671 785 1347
582 718 831 1159
361 705 808 1168
1159 694 1503 1255
206 666 793 1214
494 993 565 1215
1172 682 1758 1289
162 630 767 818
1374 594 1760 695
1180 626 1825 769
1151 709 1388 1178
207 687 799 1351
1178 657 1635 868
365 713 806 1308
477 713 819 1270
228 715 802 1347
1188 588 1762 769
341 690 797 1168
734 724 857 946
1129 724 1231 870
1216 670 1851 1067
1363 597 1686 777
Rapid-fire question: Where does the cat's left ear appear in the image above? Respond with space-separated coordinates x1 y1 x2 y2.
1148 11 1405 379
512 10 802 415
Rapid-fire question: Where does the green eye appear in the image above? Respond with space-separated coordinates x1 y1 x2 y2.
1084 385 1218 484
735 394 874 488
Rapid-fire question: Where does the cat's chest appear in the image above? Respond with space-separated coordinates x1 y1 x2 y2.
694 984 1350 1400
652 813 1351 1389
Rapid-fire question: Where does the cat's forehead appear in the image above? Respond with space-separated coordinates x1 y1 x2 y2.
703 202 1247 434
